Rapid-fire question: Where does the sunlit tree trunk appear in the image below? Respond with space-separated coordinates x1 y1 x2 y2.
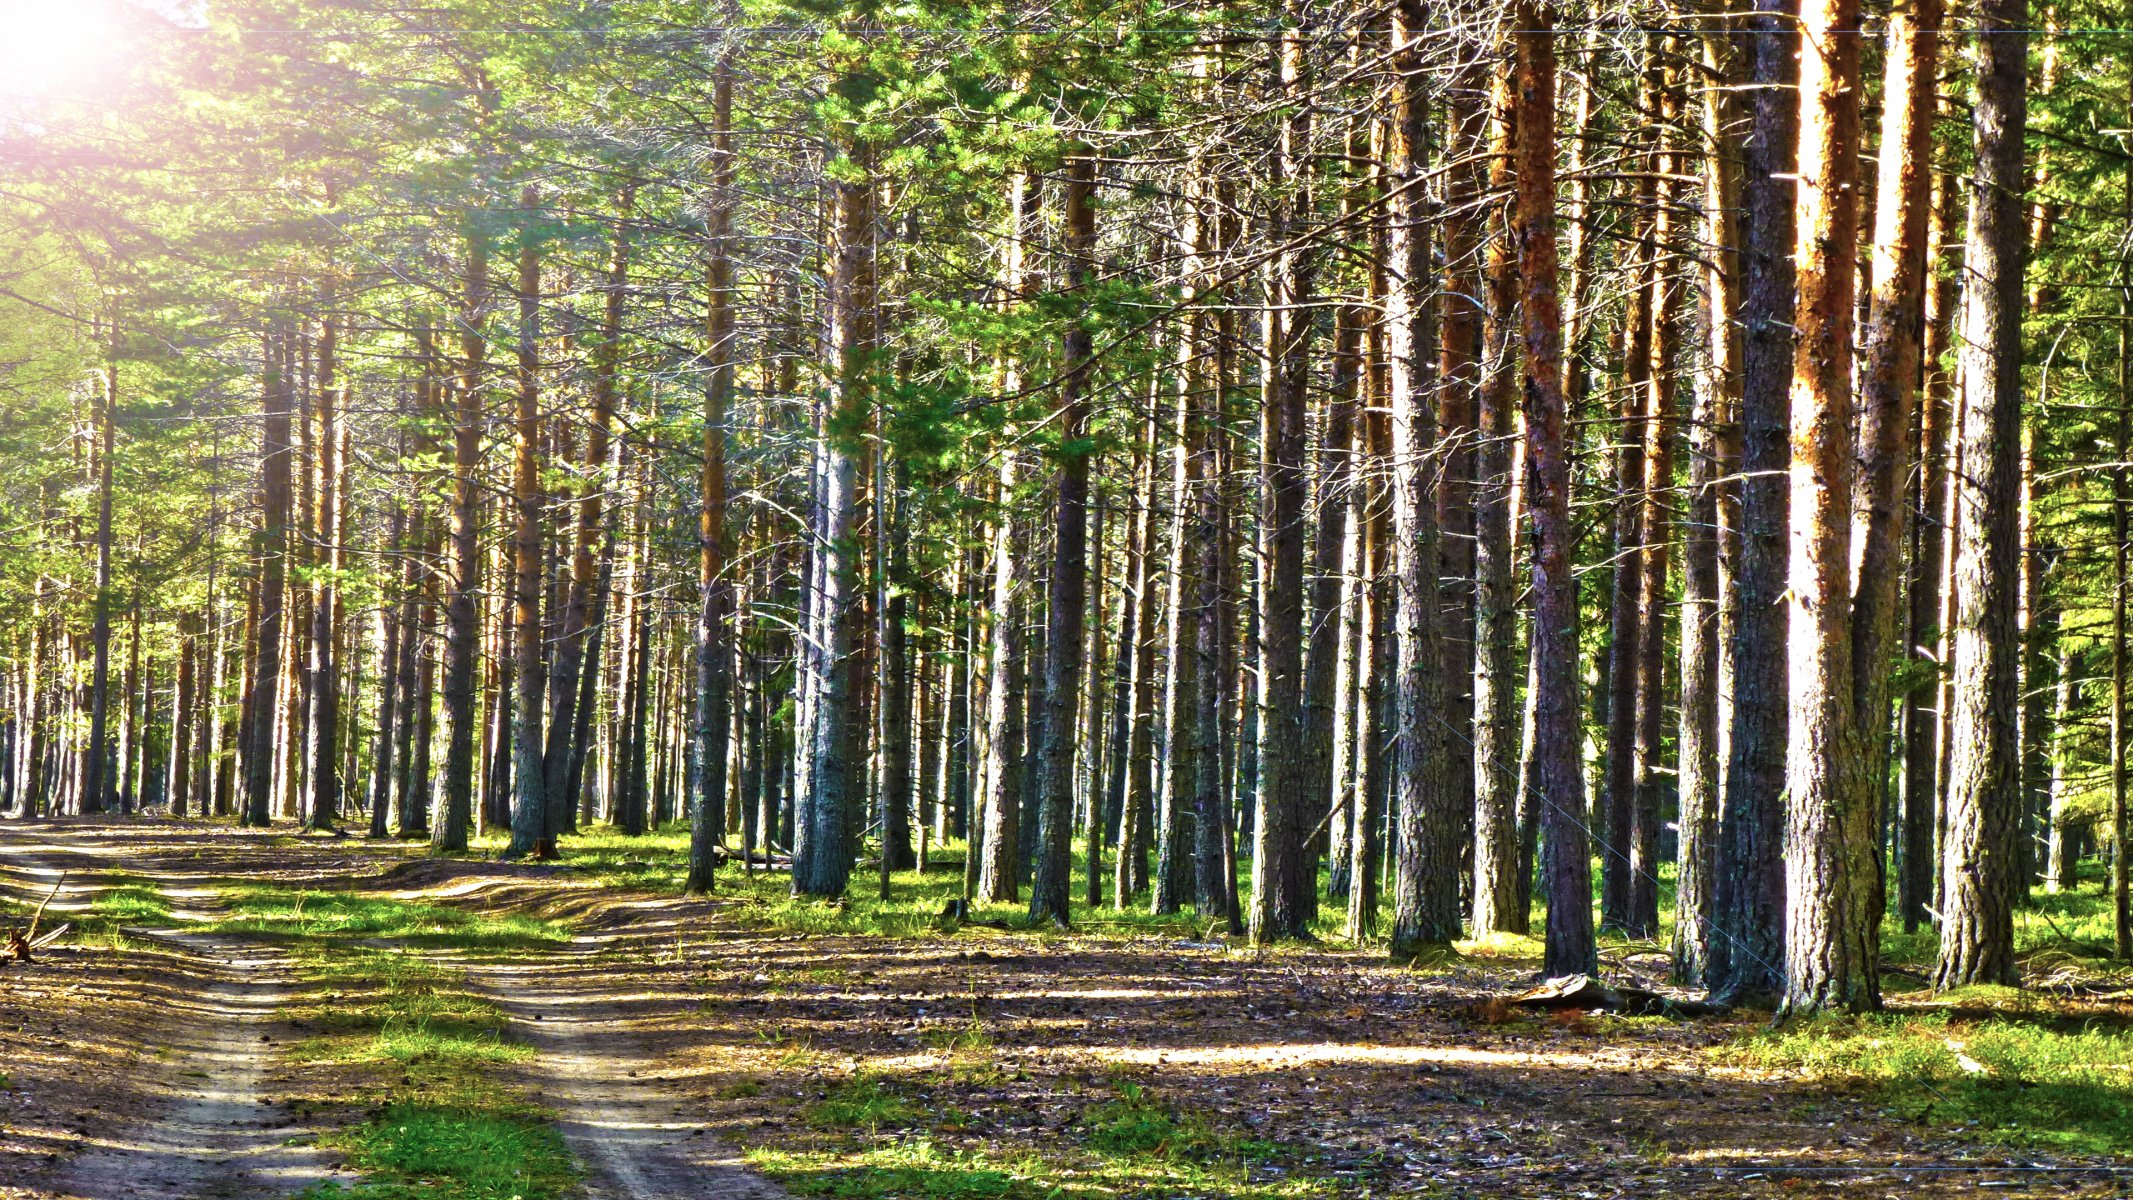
1901 168 1960 930
1471 67 1524 937
1782 0 1877 1014
505 193 551 860
689 60 737 894
1711 0 1797 1004
1938 0 2030 989
246 329 292 828
1385 0 1458 958
1677 15 1743 982
1250 19 1318 943
1514 0 1595 978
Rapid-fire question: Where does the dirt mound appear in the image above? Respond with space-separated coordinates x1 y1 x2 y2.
366 855 578 890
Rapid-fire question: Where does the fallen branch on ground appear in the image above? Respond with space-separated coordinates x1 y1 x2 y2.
1509 973 1729 1018
6 872 66 963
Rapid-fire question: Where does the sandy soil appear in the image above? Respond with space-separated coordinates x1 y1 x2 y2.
3 817 2129 1200
0 824 352 1200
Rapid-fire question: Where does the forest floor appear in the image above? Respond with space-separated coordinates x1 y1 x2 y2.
0 817 2128 1200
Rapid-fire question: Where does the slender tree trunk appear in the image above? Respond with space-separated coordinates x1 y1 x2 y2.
1783 0 1876 1014
1854 0 1943 945
1514 0 1595 978
1711 0 1798 1003
1249 21 1318 943
1031 153 1097 926
307 296 342 831
1386 3 1459 957
795 129 872 897
1471 67 1524 937
246 329 293 828
689 62 737 894
1902 168 1961 930
506 194 551 860
1677 15 1743 982
1630 71 1680 937
436 236 489 853
85 339 118 815
1938 0 2029 989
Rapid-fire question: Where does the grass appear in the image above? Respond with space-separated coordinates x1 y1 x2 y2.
754 1070 1321 1200
199 879 579 1200
1723 1006 2133 1157
205 884 567 951
280 948 577 1200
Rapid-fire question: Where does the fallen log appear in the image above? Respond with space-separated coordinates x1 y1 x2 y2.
1509 973 1729 1018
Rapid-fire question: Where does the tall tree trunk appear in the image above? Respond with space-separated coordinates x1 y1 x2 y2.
1514 0 1595 978
689 60 737 894
1937 0 2029 989
1854 0 1944 944
1677 15 1743 982
246 329 293 828
307 295 342 831
1031 153 1097 926
506 193 551 860
1110 408 1159 906
1471 66 1524 937
1783 0 1875 1014
1250 21 1318 943
1630 70 1680 938
1711 0 1798 1004
436 236 489 853
1386 2 1459 958
85 337 118 815
790 126 874 898
1902 167 1961 930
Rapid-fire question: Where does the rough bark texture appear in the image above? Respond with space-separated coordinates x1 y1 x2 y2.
1031 154 1096 927
791 138 873 899
1782 0 1876 1015
1384 6 1458 959
1513 1 1594 978
1938 0 2029 990
245 331 293 828
1851 0 1941 948
1710 0 1796 1004
1902 169 1961 931
435 237 489 853
688 65 737 895
1630 70 1679 938
1676 20 1742 984
1250 24 1317 944
1471 68 1523 936
507 196 550 861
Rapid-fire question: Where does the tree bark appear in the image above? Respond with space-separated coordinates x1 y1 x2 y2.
1711 0 1798 1004
1782 0 1877 1014
1031 153 1097 927
1937 0 2029 989
435 236 489 853
1514 0 1595 978
689 60 737 894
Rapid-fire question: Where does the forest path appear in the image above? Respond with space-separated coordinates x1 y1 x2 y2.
448 938 791 1200
0 826 352 1200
